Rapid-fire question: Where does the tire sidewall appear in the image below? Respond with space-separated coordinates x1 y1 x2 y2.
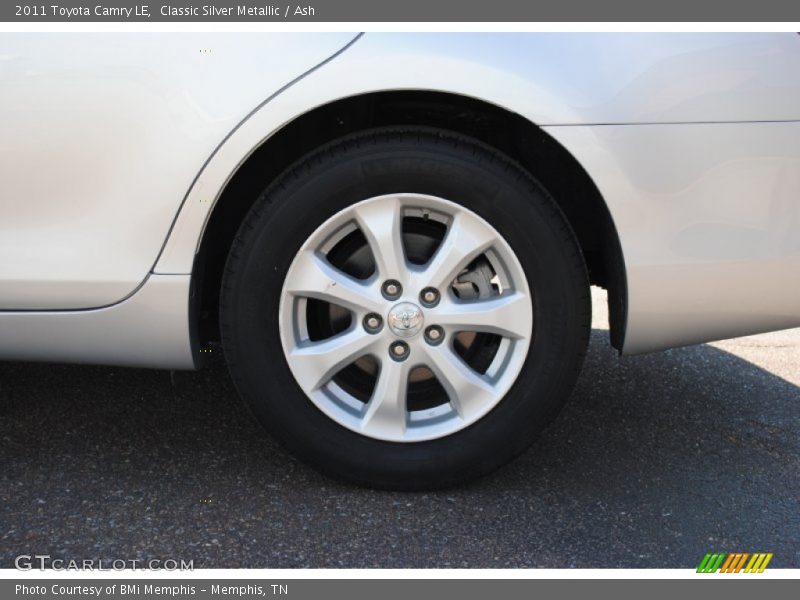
222 131 588 488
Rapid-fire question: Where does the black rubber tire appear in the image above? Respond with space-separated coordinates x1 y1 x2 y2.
220 128 590 490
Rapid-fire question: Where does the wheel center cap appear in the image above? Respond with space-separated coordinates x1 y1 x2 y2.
387 302 424 338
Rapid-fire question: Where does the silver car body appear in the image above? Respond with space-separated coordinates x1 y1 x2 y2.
1 32 799 367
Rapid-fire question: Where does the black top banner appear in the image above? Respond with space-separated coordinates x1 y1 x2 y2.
5 0 800 22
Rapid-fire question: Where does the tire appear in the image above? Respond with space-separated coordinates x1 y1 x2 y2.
220 128 590 490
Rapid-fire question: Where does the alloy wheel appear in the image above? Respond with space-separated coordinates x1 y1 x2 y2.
278 193 533 442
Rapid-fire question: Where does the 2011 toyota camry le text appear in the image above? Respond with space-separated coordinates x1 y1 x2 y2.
1 33 798 489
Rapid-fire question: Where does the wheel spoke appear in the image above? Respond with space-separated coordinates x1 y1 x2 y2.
420 343 497 421
287 328 377 393
415 211 497 290
434 292 532 340
352 197 407 282
360 357 410 438
283 250 383 314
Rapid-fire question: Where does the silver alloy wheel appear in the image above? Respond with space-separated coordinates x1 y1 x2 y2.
278 193 533 442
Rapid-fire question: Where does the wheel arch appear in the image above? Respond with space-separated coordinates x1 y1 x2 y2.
189 91 628 353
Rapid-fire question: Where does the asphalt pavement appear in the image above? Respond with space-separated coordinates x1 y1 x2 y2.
1 288 798 568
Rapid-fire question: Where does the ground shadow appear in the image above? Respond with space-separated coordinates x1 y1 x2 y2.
0 329 797 568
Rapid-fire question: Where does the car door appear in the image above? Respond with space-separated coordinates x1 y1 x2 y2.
0 32 357 309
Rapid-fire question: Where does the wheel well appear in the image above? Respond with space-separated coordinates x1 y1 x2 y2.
194 91 627 351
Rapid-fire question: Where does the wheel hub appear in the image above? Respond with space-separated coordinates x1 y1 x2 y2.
387 302 424 338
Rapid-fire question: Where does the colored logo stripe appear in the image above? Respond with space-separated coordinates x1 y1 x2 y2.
744 553 773 573
697 553 725 573
697 552 773 573
720 553 748 573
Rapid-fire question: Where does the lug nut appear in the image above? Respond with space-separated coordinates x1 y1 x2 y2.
381 279 403 300
363 313 383 334
420 287 440 307
424 325 444 345
389 341 410 361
